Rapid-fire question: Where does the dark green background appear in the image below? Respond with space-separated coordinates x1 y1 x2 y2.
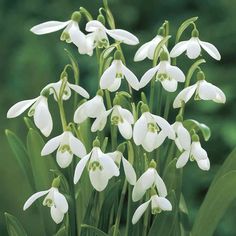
0 0 235 235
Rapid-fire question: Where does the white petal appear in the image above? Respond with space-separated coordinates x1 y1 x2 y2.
142 132 158 152
30 20 71 35
173 84 197 108
151 196 172 211
170 41 188 58
176 151 190 168
186 38 201 59
118 106 134 124
211 85 226 103
132 200 151 224
99 154 120 178
122 156 136 185
155 130 167 149
68 83 89 99
167 65 185 82
41 134 63 156
106 29 139 45
33 97 52 137
134 42 152 61
86 20 105 32
23 190 49 210
91 109 112 132
140 66 158 88
118 121 133 139
53 191 68 213
84 95 106 118
154 171 167 197
69 132 86 157
132 168 155 201
73 103 87 123
196 158 210 171
122 64 140 90
89 169 109 191
161 79 178 92
56 150 73 168
177 123 191 150
199 40 221 60
7 98 38 118
74 154 90 184
107 77 122 92
133 115 147 145
50 205 64 224
191 141 208 161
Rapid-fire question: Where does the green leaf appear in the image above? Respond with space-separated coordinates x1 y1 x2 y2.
24 117 37 130
148 190 178 236
183 119 211 141
55 226 67 236
5 129 34 190
176 16 198 43
5 212 28 236
192 170 236 236
81 224 109 236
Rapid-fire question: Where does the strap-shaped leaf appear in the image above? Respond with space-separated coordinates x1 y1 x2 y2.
192 170 236 236
81 224 109 236
5 129 34 190
5 212 28 236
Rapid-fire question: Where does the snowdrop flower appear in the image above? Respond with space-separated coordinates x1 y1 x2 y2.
173 71 226 108
140 51 185 92
133 105 175 152
30 12 92 55
109 149 136 185
134 34 167 61
132 193 172 224
174 125 210 170
44 75 89 101
132 161 167 202
74 143 119 191
85 20 139 50
100 51 140 91
73 92 106 125
170 29 221 60
7 90 52 137
41 130 86 168
23 177 68 224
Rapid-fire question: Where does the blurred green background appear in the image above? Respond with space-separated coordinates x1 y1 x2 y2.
0 0 236 235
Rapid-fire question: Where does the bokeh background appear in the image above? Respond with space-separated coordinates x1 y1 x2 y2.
0 0 236 235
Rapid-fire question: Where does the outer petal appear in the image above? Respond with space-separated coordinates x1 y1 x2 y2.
106 29 139 45
196 158 210 171
176 150 190 168
50 206 64 224
122 156 137 185
132 200 151 224
30 20 71 35
34 97 53 137
155 130 167 149
177 123 191 150
122 64 140 90
100 63 117 89
161 78 178 92
154 171 167 197
199 40 221 60
23 190 49 210
56 150 73 168
167 65 185 82
142 132 158 152
107 77 122 92
53 191 68 213
133 115 148 145
173 84 197 108
68 83 89 99
186 38 201 59
151 196 172 211
7 98 38 118
191 141 208 161
73 103 87 123
89 169 109 191
99 154 120 178
170 41 188 58
86 20 105 32
91 109 112 132
118 107 134 124
41 134 63 156
139 66 158 88
74 154 90 184
84 95 106 118
69 132 86 157
134 42 152 61
118 121 133 139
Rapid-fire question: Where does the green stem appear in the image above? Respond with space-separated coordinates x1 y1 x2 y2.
125 185 132 236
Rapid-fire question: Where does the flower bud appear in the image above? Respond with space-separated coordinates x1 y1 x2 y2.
93 137 100 147
192 133 199 142
157 26 165 37
160 50 169 61
97 14 105 25
149 159 157 169
52 176 60 188
191 28 199 37
114 51 122 60
71 11 81 22
141 104 149 113
197 71 205 81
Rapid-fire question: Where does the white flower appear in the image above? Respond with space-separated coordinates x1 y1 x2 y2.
44 79 89 101
132 194 172 224
74 146 119 191
100 57 140 91
30 12 92 56
85 20 139 49
7 95 52 137
134 35 167 61
173 78 226 108
173 124 210 171
23 187 68 224
73 94 106 124
109 150 136 185
133 111 175 152
139 58 185 92
170 30 221 60
41 131 86 168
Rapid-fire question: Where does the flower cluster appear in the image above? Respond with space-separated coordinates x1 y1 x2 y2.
7 5 225 229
